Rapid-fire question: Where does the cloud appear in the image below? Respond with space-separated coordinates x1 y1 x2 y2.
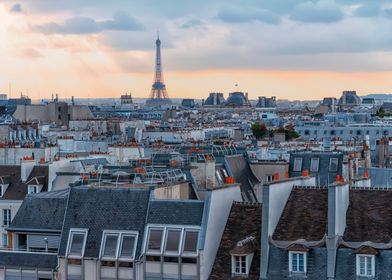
217 7 281 24
10 3 22 13
178 19 205 29
102 31 174 51
20 48 43 58
353 2 380 17
290 0 344 23
384 8 392 19
34 13 144 34
99 11 144 31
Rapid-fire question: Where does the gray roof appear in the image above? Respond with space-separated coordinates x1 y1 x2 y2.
0 252 57 269
225 155 259 202
58 187 151 259
8 189 68 232
77 157 109 167
148 200 204 226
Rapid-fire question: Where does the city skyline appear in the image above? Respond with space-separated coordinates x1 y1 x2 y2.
1 0 392 100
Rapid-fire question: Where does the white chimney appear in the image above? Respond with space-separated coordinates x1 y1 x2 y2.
21 160 35 183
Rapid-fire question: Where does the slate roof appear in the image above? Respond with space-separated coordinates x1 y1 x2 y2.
343 189 392 243
7 189 68 232
147 200 204 226
0 252 57 269
58 187 151 259
210 202 262 280
272 187 328 241
0 165 49 200
225 155 259 202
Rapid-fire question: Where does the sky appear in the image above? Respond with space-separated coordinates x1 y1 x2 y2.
0 0 392 101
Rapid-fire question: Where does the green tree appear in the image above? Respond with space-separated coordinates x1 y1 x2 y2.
251 122 268 139
285 125 300 140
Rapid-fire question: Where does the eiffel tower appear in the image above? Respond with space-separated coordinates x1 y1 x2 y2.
145 34 172 106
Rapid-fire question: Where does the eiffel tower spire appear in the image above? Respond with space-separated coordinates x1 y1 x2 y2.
146 34 172 106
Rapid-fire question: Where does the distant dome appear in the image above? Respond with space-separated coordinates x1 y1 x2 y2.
204 92 225 106
338 91 361 106
226 92 250 107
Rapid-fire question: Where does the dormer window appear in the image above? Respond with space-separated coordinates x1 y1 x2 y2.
293 158 303 172
232 255 249 275
310 158 319 172
230 236 256 277
66 228 88 258
356 254 375 277
100 231 138 261
289 251 307 274
145 226 199 261
28 185 39 194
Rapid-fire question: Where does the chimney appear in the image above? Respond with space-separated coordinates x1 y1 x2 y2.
21 159 35 183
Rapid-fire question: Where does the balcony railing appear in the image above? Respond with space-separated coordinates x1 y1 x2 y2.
0 246 58 254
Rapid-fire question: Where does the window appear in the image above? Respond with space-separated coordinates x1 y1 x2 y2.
66 229 88 258
119 234 137 260
357 255 375 277
293 158 303 172
310 158 320 172
232 255 248 275
102 233 119 258
145 227 199 259
100 231 137 261
147 228 164 253
3 209 11 226
164 229 182 254
28 185 38 194
356 255 375 277
0 185 3 197
266 175 274 182
2 233 8 247
183 230 198 254
329 158 339 172
289 252 306 273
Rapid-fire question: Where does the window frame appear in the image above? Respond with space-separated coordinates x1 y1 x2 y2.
3 209 11 226
181 229 199 257
266 175 274 182
293 158 303 172
289 251 307 274
163 228 183 256
2 233 8 248
100 232 120 260
118 232 138 261
310 158 320 172
144 225 200 258
146 227 165 255
66 228 88 259
329 158 339 172
231 255 249 275
356 254 375 277
28 185 39 194
99 230 138 261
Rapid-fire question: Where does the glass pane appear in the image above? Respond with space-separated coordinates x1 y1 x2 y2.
366 257 372 275
183 231 198 253
293 158 302 172
165 229 181 252
329 158 338 172
120 235 135 258
69 233 85 255
148 229 163 251
310 158 319 172
103 234 119 257
292 254 298 272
